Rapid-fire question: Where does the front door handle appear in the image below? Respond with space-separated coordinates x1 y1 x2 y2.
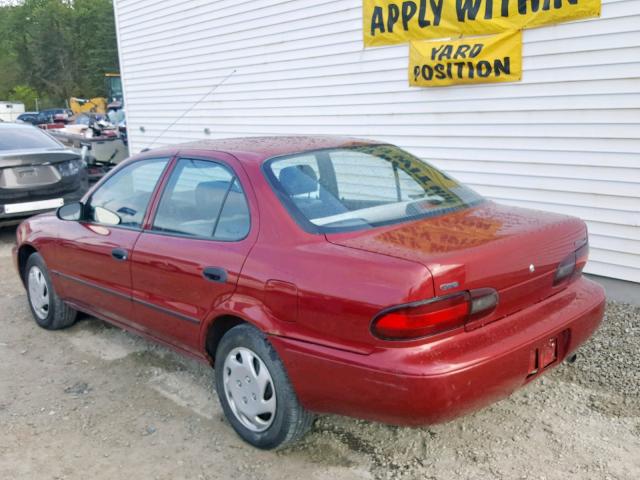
202 267 227 283
111 247 128 261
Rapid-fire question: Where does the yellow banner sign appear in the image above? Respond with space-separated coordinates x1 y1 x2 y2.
363 0 601 47
409 30 522 86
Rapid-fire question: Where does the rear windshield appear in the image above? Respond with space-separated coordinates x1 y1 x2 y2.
0 127 63 151
264 145 484 233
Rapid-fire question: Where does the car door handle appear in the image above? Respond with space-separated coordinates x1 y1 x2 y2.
202 267 227 283
111 248 128 261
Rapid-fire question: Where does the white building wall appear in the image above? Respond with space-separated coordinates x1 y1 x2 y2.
113 0 640 283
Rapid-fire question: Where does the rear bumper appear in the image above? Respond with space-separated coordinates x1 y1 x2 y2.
271 277 605 425
0 175 88 227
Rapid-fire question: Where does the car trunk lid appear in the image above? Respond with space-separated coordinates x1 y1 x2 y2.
0 149 78 190
326 201 587 323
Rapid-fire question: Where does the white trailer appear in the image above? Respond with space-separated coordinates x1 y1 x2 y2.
0 102 25 122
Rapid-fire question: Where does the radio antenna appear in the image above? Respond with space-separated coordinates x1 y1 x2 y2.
148 68 237 147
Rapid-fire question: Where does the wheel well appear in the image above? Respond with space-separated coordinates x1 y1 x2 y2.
17 245 37 284
205 315 246 365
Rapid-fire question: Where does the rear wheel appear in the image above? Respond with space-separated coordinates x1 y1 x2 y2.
214 324 314 449
25 253 77 330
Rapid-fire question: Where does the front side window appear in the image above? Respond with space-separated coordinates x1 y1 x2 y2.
152 158 250 240
87 158 169 228
265 145 484 232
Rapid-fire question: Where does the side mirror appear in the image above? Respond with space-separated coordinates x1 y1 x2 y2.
93 206 121 226
57 202 83 221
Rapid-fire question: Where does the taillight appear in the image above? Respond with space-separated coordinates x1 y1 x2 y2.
469 288 499 320
554 238 589 286
55 159 83 177
575 241 589 274
553 253 576 285
372 289 498 340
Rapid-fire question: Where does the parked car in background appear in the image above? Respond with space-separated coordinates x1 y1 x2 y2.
13 137 605 449
0 123 88 226
16 112 48 125
39 108 73 124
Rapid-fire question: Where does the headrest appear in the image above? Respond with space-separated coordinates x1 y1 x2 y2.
196 180 240 193
278 165 318 195
195 180 230 209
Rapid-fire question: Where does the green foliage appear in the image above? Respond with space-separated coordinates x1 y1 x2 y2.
0 0 119 108
9 85 39 110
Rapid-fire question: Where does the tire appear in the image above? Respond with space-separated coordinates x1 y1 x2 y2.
25 253 77 330
214 324 314 449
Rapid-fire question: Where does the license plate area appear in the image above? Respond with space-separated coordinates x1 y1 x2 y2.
540 337 558 368
3 198 64 214
526 330 570 380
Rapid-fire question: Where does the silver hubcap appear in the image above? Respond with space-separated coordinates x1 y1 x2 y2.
222 347 276 432
28 266 49 320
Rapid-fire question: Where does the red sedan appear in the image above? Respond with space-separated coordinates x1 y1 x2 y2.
13 137 605 449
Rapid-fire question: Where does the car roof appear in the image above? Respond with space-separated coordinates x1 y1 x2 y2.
171 136 385 164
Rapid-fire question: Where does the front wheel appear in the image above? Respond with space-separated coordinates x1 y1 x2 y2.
25 253 77 330
214 324 314 449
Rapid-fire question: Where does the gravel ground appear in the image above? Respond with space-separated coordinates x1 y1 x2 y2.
0 226 638 480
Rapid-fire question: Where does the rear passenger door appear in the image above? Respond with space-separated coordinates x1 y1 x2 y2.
129 155 256 354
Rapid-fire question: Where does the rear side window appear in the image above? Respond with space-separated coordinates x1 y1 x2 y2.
88 158 169 228
152 158 250 240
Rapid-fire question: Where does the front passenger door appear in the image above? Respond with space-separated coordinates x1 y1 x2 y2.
55 158 170 326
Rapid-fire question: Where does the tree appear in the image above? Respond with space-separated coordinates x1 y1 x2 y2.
73 0 119 97
0 4 21 99
10 85 39 110
0 0 119 107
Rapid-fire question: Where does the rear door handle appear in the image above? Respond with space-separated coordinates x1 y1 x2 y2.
111 247 128 261
202 267 227 283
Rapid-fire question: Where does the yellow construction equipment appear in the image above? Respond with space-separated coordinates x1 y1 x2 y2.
68 73 123 115
69 96 107 115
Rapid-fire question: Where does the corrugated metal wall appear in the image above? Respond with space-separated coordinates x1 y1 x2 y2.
113 0 640 283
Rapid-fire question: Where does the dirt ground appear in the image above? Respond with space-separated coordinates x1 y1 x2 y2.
0 226 638 480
